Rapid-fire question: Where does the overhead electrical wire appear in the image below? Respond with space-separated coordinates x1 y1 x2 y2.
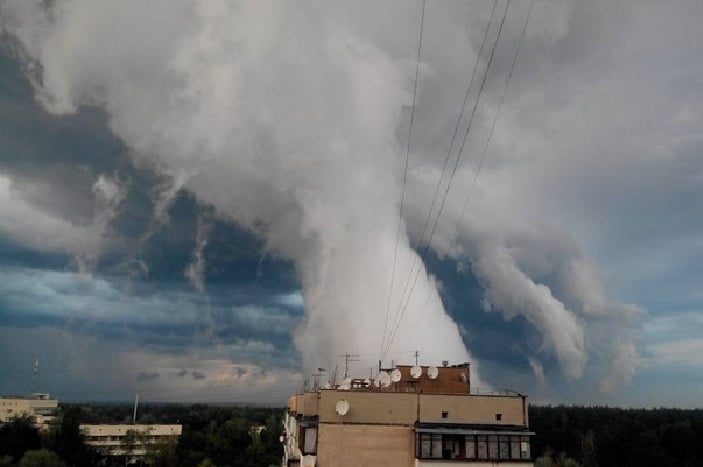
393 0 534 353
383 0 513 360
382 0 499 359
381 0 428 358
457 0 534 229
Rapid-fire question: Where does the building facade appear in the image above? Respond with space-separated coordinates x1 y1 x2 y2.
80 424 182 463
0 393 58 429
283 363 534 467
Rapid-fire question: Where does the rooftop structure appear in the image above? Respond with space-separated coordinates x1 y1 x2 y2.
0 393 58 430
283 363 534 466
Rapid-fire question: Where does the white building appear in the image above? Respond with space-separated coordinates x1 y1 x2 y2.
0 393 58 429
80 424 182 462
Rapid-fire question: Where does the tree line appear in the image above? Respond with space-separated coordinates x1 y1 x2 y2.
2 403 702 466
530 405 703 467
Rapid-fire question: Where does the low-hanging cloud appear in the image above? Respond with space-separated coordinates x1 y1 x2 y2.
3 0 688 394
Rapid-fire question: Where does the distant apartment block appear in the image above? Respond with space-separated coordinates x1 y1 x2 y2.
0 393 58 429
283 363 534 466
80 424 182 462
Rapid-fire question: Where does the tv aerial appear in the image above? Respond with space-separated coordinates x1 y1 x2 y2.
410 365 422 379
428 366 439 380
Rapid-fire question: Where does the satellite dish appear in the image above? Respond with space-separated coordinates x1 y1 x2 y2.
335 399 349 416
339 377 352 390
410 365 422 379
378 371 391 388
391 368 402 382
428 366 439 380
373 378 380 388
363 378 371 387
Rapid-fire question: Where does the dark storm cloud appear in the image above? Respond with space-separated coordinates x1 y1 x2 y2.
0 0 702 404
136 371 160 382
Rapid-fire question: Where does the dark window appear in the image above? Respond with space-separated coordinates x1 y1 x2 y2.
495 413 502 421
488 435 499 459
511 436 521 459
441 411 449 418
499 435 510 459
465 436 476 459
477 435 488 459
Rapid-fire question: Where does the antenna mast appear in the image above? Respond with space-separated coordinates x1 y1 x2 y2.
30 358 39 394
339 353 360 379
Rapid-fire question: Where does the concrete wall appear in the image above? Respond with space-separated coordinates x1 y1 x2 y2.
295 392 320 417
315 390 526 427
317 424 415 467
419 394 526 425
318 390 417 425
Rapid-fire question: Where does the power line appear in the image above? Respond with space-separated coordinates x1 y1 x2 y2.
383 0 498 360
399 0 534 352
381 0 428 358
383 0 513 360
457 0 533 228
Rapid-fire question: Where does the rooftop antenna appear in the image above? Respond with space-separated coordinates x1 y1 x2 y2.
312 368 327 390
339 353 360 379
415 351 419 366
30 358 39 395
132 393 139 423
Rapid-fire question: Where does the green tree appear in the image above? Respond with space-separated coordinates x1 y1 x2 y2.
196 459 217 467
0 455 13 467
44 407 98 467
0 416 41 462
18 449 67 467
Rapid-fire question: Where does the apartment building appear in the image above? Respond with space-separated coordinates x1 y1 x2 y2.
80 424 182 463
283 363 534 467
0 393 58 429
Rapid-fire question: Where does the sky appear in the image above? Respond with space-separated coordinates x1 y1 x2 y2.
0 0 701 407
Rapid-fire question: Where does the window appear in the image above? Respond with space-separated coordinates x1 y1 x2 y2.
521 436 531 459
499 435 510 459
477 435 487 459
431 434 442 458
465 436 476 459
419 433 432 458
495 413 502 421
441 411 449 419
416 432 531 461
488 435 499 459
511 436 521 459
302 427 317 454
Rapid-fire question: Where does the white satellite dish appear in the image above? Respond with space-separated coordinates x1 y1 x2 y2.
339 377 352 390
391 368 402 382
428 366 439 380
363 378 371 387
373 378 380 388
335 399 350 416
378 371 391 388
410 365 422 379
